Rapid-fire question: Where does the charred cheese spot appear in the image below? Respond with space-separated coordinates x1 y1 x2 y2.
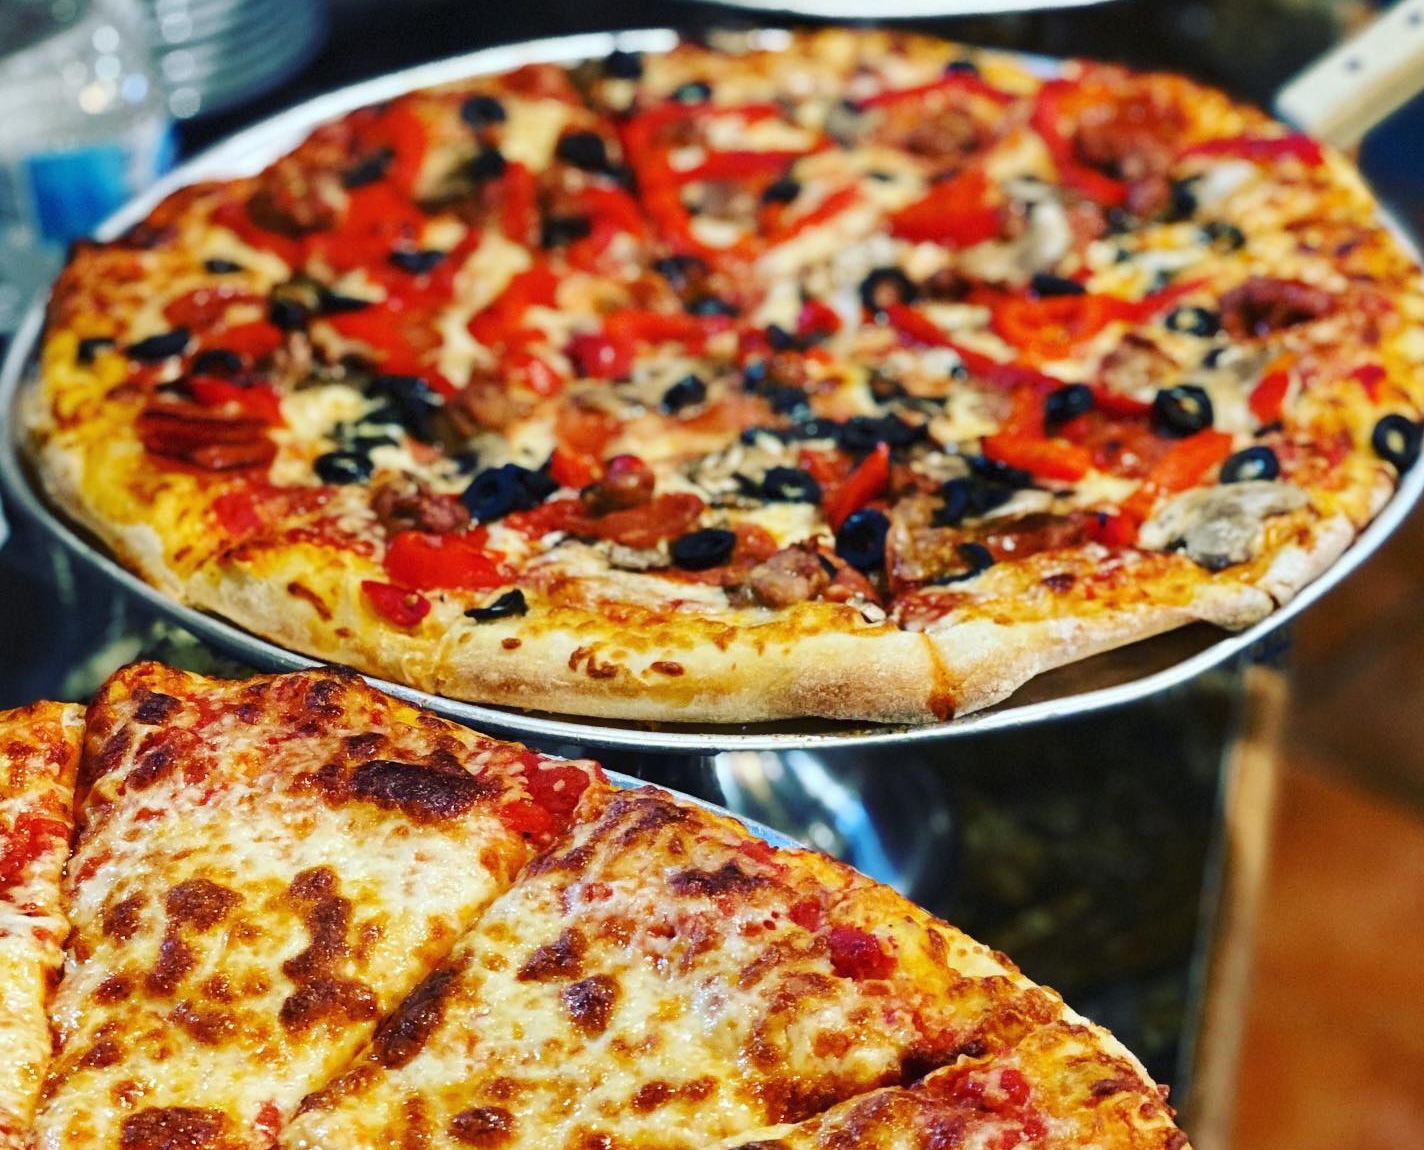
102 893 146 940
347 759 494 823
517 928 587 982
118 1107 228 1150
170 1000 238 1046
448 1106 516 1147
667 861 765 898
129 728 202 790
94 974 134 1004
279 866 380 1034
562 974 618 1036
132 691 181 724
167 878 241 930
371 968 458 1069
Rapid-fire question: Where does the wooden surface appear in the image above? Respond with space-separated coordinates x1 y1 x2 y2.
1226 504 1424 1149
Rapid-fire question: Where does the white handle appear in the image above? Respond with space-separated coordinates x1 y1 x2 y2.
1275 0 1424 149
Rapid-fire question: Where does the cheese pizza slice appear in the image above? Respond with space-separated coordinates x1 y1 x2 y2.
707 1019 1189 1150
283 785 1100 1150
0 702 84 1150
33 663 605 1150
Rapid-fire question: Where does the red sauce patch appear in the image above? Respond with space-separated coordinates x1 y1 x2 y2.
826 925 895 980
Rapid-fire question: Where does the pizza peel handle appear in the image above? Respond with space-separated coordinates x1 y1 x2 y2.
1275 0 1424 149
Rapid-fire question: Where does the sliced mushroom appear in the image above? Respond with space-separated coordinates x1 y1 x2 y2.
1138 480 1308 571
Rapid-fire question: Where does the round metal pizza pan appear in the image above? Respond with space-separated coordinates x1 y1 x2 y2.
604 768 804 850
663 0 1116 18
3 27 1423 755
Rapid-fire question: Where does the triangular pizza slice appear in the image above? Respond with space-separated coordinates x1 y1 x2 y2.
0 701 85 1149
33 663 605 1150
283 784 1107 1150
706 1019 1189 1150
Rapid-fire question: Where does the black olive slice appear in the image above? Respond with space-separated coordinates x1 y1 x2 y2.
1043 384 1095 430
661 374 707 414
760 467 821 504
1372 413 1422 472
671 528 737 570
671 80 711 104
465 589 528 622
126 328 191 362
1151 385 1214 438
604 49 643 79
1165 306 1221 337
387 249 446 275
469 148 508 182
314 451 374 485
835 509 890 572
191 348 245 377
460 94 506 128
761 177 800 204
1220 445 1280 484
554 131 611 173
461 463 557 522
859 267 917 317
1029 273 1086 298
77 336 116 365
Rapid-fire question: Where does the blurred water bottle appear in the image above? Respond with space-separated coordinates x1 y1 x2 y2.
0 0 175 334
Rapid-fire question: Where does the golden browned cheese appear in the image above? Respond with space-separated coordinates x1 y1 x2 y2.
283 786 1089 1150
34 664 603 1150
0 702 84 1149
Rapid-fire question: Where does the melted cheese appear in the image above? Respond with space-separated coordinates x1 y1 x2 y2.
281 787 1068 1150
34 666 590 1150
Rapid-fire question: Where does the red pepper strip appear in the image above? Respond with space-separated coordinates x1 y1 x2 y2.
1123 429 1235 520
991 294 1122 362
361 580 430 628
1249 370 1291 425
765 185 860 246
383 530 506 591
798 299 842 339
1089 385 1152 418
467 261 559 348
549 445 599 490
1351 363 1387 402
568 332 632 380
981 434 1093 481
882 305 1067 392
1178 133 1324 167
604 309 722 347
826 442 890 531
188 378 284 425
1029 80 1129 208
208 320 285 362
499 161 540 245
674 149 811 185
1094 512 1141 548
361 103 428 198
211 199 304 266
889 169 1001 248
856 71 1016 110
500 348 564 398
163 286 262 329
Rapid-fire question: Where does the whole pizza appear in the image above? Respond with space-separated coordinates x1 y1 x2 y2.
3 662 1191 1149
24 28 1424 724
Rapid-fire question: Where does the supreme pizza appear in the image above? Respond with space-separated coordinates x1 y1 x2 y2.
24 28 1424 723
4 662 1188 1149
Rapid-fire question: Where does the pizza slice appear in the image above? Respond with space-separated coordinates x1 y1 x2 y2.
0 702 84 1150
707 1020 1189 1150
282 784 1131 1150
33 662 605 1150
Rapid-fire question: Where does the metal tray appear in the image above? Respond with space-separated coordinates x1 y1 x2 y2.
4 28 1422 755
665 0 1117 18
